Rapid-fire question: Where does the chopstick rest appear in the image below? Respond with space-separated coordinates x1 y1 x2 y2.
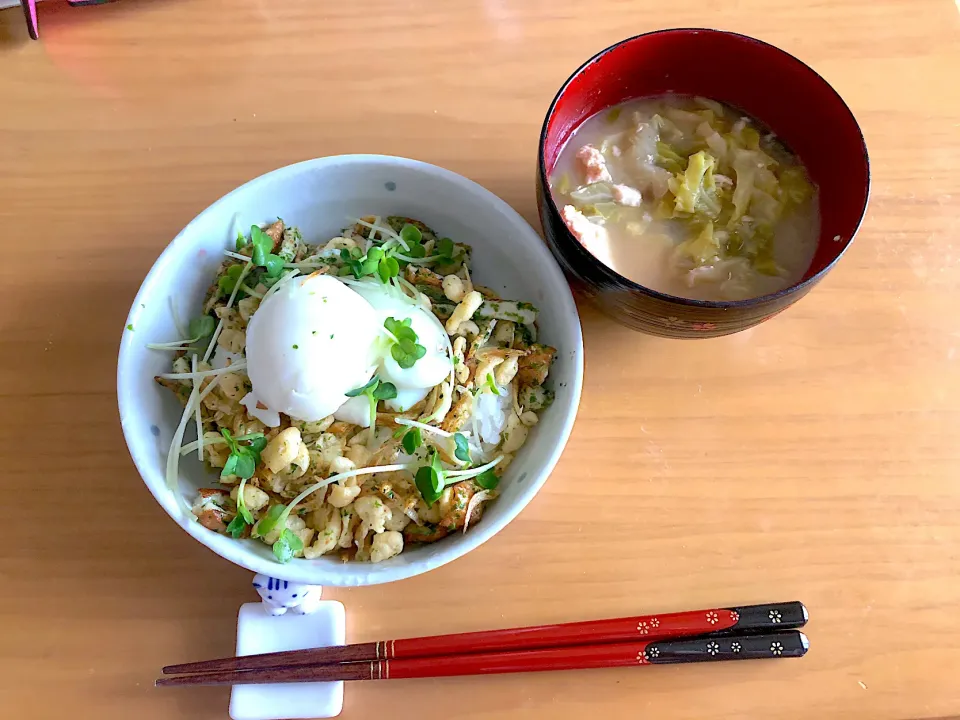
229 600 346 720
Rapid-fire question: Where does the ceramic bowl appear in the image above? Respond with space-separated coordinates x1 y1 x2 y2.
537 29 870 338
118 155 583 585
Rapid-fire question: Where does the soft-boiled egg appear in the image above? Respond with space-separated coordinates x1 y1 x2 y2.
243 274 452 428
244 274 381 424
350 282 451 412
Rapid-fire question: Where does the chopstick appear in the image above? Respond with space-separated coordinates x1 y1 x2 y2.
157 631 808 687
163 601 806 676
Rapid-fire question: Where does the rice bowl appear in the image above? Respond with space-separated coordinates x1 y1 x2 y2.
118 155 584 586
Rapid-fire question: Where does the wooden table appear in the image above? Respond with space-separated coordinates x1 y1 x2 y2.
2 1 958 718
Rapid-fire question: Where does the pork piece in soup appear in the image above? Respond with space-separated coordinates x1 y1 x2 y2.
549 96 820 302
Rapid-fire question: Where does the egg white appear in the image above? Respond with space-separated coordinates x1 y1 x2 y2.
244 274 381 423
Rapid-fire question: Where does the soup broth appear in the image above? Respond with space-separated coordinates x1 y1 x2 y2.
550 96 820 302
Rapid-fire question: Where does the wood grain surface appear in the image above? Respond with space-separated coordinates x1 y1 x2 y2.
1 1 959 718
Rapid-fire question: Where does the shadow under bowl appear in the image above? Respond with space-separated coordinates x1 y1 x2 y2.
537 28 870 338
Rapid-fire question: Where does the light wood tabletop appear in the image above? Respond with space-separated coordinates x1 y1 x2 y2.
2 1 959 718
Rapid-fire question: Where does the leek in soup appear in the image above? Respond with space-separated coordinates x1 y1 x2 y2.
549 96 820 302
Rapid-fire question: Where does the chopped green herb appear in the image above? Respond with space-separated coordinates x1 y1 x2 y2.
126 324 134 331
330 334 335 340
292 344 299 350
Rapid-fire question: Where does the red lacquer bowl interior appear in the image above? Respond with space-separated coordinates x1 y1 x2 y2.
541 29 870 292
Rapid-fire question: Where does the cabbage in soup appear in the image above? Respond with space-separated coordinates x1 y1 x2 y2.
549 96 820 302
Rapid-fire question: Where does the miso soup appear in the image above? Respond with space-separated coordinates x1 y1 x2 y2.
550 96 820 302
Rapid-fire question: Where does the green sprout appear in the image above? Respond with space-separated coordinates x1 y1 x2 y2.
250 504 304 562
188 315 215 339
226 477 255 538
474 468 500 490
453 432 470 463
415 450 446 505
220 429 267 480
484 372 502 396
383 316 426 369
218 264 246 294
252 504 284 539
401 427 423 455
250 225 284 278
436 237 457 264
272 528 304 563
345 376 398 437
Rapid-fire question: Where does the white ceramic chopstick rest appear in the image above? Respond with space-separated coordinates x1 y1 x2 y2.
252 574 323 616
230 575 345 720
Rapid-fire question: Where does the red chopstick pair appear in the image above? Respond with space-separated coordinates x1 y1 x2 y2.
158 601 808 687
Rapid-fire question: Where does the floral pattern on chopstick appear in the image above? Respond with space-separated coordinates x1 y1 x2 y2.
636 617 661 634
640 631 806 665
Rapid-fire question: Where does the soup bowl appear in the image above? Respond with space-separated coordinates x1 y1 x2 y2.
118 155 584 586
537 29 870 338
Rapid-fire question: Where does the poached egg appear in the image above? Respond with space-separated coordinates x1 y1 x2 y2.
242 273 450 427
351 282 450 413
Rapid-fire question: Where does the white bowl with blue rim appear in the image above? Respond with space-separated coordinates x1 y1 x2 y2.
117 154 584 586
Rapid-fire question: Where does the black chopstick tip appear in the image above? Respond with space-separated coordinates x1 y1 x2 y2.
801 603 809 624
799 631 809 652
